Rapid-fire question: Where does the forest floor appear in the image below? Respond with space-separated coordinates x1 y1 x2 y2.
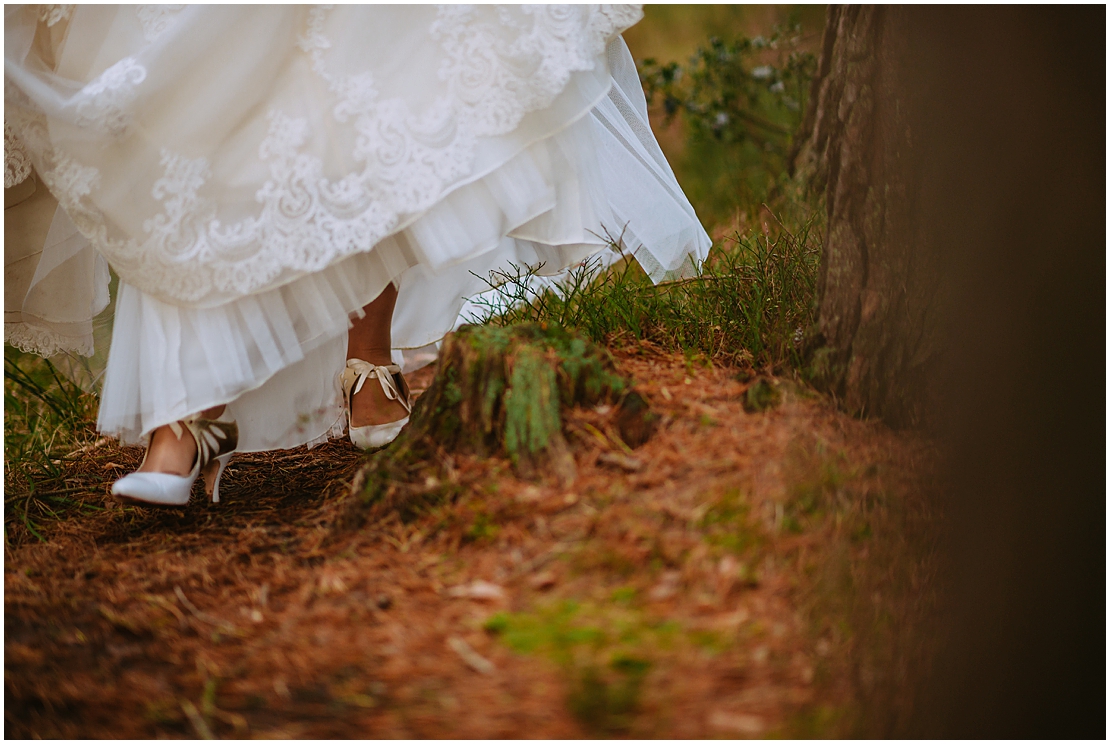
5 343 937 738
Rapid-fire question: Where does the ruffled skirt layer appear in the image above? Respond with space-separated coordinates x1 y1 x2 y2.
96 38 711 450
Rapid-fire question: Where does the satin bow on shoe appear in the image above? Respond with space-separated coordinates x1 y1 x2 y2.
110 414 239 507
340 358 412 450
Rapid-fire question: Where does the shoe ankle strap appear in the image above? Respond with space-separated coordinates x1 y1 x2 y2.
343 358 412 414
167 417 239 465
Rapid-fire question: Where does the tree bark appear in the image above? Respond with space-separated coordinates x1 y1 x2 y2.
794 6 944 427
795 6 1105 737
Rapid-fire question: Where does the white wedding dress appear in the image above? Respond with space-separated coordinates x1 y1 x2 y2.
5 5 710 452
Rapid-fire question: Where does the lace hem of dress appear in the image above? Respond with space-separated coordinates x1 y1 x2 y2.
6 5 644 306
5 320 94 358
4 122 32 188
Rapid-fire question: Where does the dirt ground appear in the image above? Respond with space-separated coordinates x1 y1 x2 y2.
4 345 936 738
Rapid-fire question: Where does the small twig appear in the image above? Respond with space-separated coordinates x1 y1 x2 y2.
61 437 114 461
28 485 99 498
579 421 635 457
146 594 188 626
447 637 495 675
180 700 215 740
652 274 731 289
597 452 644 472
174 586 239 634
512 541 575 578
759 203 797 239
733 108 792 135
212 708 248 735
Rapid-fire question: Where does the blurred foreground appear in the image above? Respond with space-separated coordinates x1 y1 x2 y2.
6 348 934 737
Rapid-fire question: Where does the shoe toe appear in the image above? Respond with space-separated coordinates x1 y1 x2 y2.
350 417 409 450
111 472 192 506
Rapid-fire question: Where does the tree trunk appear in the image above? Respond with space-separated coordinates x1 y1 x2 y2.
334 323 657 532
794 6 1105 737
794 6 944 427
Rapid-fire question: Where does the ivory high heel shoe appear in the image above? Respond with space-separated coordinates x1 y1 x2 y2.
110 414 238 507
340 358 412 450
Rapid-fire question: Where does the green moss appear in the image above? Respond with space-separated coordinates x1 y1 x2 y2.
483 601 659 734
465 511 500 544
850 521 872 543
567 658 650 735
781 449 851 533
339 323 656 535
784 703 853 738
503 345 562 461
688 628 731 655
743 377 783 413
699 489 764 559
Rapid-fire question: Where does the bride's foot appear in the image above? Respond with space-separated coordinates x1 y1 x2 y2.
341 356 412 449
137 423 199 476
345 285 408 449
112 407 238 507
348 355 410 428
137 404 226 475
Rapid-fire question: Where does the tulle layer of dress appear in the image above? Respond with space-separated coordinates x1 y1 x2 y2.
96 37 711 450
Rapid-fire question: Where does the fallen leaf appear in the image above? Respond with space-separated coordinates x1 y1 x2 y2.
597 452 643 471
447 636 495 674
709 711 764 735
446 580 505 601
649 570 681 601
529 570 557 590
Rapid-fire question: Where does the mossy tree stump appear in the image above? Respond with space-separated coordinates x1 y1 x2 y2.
338 323 656 529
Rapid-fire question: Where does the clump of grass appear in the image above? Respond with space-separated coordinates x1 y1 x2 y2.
780 443 852 535
567 655 651 735
484 600 661 734
464 510 499 544
699 487 765 561
4 346 103 543
469 216 820 375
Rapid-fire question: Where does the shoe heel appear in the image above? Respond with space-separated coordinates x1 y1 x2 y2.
203 453 233 503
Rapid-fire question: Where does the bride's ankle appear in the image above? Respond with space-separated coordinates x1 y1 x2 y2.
345 360 410 428
348 348 393 367
349 385 410 426
200 404 226 419
138 424 198 476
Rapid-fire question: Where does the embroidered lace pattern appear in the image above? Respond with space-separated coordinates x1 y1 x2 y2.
135 5 185 42
431 5 643 134
38 5 75 27
4 122 32 188
8 5 644 305
5 321 94 358
72 58 148 137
